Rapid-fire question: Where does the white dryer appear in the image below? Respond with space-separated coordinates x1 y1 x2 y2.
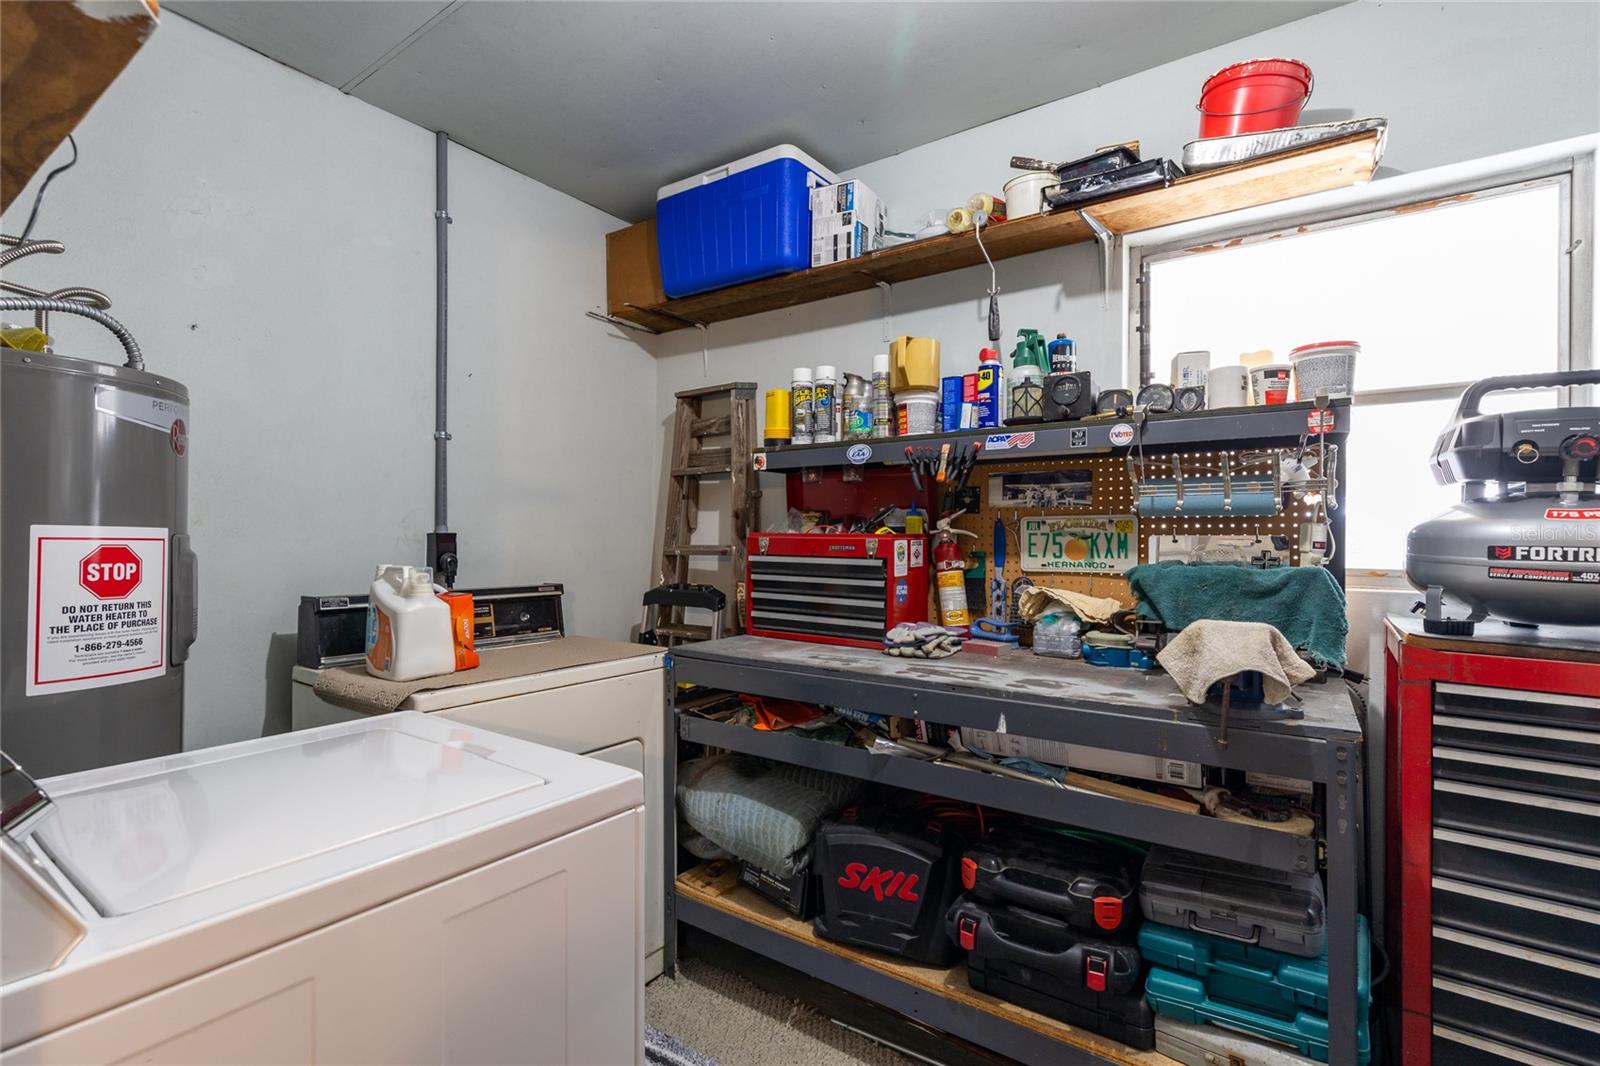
291 637 669 978
1 712 643 1065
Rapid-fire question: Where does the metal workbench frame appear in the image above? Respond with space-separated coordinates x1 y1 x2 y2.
663 637 1366 1066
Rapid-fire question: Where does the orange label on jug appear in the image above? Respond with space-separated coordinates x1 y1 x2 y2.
366 605 394 673
438 591 479 671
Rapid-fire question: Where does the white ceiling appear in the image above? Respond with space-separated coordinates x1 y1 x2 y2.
171 1 1341 221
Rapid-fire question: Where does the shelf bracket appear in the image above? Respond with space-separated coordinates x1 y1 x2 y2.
1080 209 1115 308
585 309 660 335
875 280 892 343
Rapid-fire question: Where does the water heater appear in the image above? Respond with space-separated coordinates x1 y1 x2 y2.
1 348 198 776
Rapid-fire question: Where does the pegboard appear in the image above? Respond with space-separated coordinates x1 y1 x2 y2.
947 443 1335 611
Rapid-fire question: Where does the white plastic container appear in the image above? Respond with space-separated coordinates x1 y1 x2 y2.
1289 340 1359 399
1250 364 1293 406
366 565 454 681
1207 365 1251 408
1003 171 1056 219
895 388 939 436
1171 350 1211 388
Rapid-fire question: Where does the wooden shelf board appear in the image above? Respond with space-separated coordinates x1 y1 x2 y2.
677 862 1179 1066
619 131 1381 333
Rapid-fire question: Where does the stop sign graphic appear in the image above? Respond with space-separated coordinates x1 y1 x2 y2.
80 544 143 600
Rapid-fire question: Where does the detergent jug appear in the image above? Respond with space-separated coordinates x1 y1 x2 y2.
366 565 455 681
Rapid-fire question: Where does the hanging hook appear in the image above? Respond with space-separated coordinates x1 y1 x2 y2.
696 323 709 377
876 280 892 343
1080 209 1115 308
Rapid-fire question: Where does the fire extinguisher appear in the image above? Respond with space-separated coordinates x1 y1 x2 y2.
932 512 978 629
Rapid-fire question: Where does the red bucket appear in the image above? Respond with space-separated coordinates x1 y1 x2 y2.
1197 58 1313 139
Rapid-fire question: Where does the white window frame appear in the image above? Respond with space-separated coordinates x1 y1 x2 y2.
1106 135 1596 577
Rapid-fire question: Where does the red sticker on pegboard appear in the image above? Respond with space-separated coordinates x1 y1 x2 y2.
1307 409 1336 432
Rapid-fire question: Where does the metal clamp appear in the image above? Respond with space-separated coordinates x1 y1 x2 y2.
1172 455 1185 513
1221 453 1234 513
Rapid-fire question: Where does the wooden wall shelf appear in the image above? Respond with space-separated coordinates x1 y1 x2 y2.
606 131 1382 333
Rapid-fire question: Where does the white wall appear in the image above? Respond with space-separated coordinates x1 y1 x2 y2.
650 0 1600 550
3 15 656 750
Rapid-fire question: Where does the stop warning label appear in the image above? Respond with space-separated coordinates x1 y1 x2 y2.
26 525 168 696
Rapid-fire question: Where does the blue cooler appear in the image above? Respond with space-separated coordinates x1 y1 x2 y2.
656 145 836 298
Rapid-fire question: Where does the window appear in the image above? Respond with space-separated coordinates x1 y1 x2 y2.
1140 180 1569 571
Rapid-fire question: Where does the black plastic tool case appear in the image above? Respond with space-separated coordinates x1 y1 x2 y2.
740 861 815 918
947 897 1155 1050
961 827 1140 936
1140 846 1327 958
812 810 964 965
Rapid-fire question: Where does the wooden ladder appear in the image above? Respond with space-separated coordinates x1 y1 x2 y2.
654 381 760 646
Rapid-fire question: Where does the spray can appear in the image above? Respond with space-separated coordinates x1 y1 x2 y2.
932 514 978 628
1048 334 1076 373
813 365 840 443
871 353 892 437
975 347 1004 429
842 373 873 439
790 367 815 445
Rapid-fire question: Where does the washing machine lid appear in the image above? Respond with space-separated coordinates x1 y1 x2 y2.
31 712 638 919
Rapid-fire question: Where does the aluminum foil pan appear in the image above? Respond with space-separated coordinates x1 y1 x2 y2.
1182 118 1388 172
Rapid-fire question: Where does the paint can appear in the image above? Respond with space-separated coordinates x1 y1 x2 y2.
1003 171 1055 219
1206 365 1251 409
1250 364 1292 406
895 389 939 436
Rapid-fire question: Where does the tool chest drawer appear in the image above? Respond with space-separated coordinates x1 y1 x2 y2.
1432 1023 1578 1066
1432 827 1600 909
1431 876 1600 964
1432 683 1600 766
1430 977 1599 1065
1431 924 1600 1017
1433 745 1600 803
1431 778 1600 854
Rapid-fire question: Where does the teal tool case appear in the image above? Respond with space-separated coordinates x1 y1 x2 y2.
1137 915 1371 1017
1144 968 1371 1065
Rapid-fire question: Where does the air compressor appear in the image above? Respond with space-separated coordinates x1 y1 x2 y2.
1406 370 1600 633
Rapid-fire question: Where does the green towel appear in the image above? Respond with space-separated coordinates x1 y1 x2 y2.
1126 562 1348 670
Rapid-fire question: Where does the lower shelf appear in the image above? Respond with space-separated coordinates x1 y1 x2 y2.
674 863 1179 1066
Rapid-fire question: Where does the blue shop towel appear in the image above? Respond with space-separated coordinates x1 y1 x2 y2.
1126 563 1348 670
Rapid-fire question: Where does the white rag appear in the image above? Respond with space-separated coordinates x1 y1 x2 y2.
1157 619 1316 704
1017 586 1125 625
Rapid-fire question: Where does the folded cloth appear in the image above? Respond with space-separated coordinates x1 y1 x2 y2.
1017 586 1124 625
677 754 863 877
1126 562 1348 669
883 621 963 659
1157 619 1317 704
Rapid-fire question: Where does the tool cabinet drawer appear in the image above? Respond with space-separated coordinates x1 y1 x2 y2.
1433 745 1600 803
1432 779 1600 855
1432 925 1600 1017
1432 875 1600 964
1433 1024 1573 1066
1432 683 1600 766
1432 828 1600 909
1430 976 1599 1065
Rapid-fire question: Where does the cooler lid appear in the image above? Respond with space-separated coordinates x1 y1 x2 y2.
31 713 623 917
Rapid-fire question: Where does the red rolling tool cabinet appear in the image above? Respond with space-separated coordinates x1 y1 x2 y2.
1383 615 1600 1066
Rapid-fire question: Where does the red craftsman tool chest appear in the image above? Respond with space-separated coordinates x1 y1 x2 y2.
1383 615 1600 1066
745 532 928 648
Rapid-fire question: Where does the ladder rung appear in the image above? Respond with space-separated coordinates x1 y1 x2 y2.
653 623 714 641
690 415 731 436
664 545 733 557
672 465 732 476
686 447 732 468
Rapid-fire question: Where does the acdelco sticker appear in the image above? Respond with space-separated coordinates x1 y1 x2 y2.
1546 507 1600 520
1486 545 1600 563
984 432 1036 451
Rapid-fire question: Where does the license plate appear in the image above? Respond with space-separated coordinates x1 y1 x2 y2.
1020 516 1139 574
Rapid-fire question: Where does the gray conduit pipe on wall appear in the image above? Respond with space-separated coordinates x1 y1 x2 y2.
435 130 451 533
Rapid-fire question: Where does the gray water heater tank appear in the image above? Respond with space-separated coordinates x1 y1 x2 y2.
1 348 198 777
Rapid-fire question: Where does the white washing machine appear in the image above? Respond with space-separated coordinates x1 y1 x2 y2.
290 636 670 978
1 712 643 1065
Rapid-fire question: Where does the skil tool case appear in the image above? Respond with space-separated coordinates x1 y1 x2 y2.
1137 915 1370 1019
813 808 964 965
747 533 929 648
1144 968 1371 1065
1140 846 1326 958
656 144 837 297
960 827 1141 936
946 897 1156 1050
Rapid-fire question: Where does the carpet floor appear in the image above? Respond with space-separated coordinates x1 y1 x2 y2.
646 958 917 1066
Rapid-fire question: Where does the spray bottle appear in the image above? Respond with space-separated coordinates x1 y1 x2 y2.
932 512 979 629
1008 328 1051 424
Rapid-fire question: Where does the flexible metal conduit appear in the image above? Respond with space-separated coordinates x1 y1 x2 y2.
0 298 143 370
0 239 64 269
0 279 112 334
